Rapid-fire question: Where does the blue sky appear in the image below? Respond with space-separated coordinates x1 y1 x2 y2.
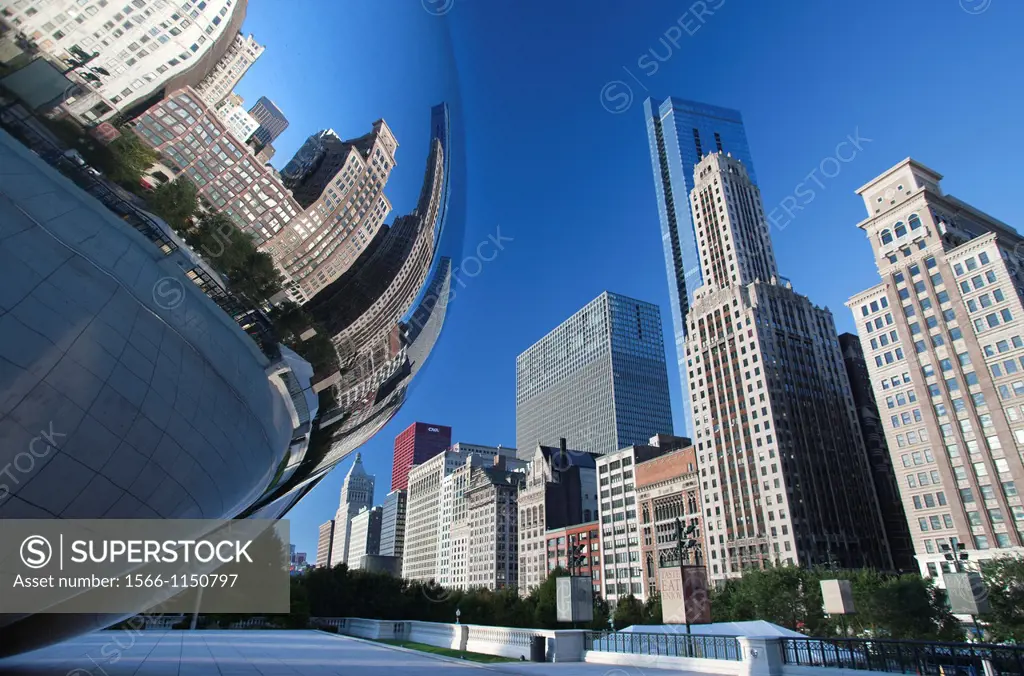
238 0 1024 558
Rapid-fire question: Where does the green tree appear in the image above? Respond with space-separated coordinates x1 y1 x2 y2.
590 595 611 630
532 567 566 629
981 556 1024 642
227 249 282 305
181 211 282 305
147 177 197 232
613 594 644 629
641 593 663 624
103 133 159 184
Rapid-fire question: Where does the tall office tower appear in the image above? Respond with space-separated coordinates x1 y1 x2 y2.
635 444 704 597
329 453 375 567
263 121 397 302
316 520 335 568
517 442 598 595
685 152 890 582
402 444 519 582
193 33 265 107
465 456 525 590
2 0 249 123
379 489 407 563
596 435 689 604
441 450 528 590
392 422 453 491
848 159 1024 579
217 104 261 143
644 98 757 436
346 506 383 569
249 96 289 147
839 332 918 572
516 291 674 456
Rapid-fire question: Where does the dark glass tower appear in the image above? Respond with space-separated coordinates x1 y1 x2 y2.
643 97 756 435
248 96 289 146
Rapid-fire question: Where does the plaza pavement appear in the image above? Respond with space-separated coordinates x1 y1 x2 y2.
0 629 678 675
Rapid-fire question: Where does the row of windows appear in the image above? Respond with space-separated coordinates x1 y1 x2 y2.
874 347 905 367
860 295 890 317
900 449 934 467
892 409 924 428
878 214 924 246
973 309 1014 334
885 388 918 409
881 371 913 390
911 491 947 509
953 252 992 276
918 513 955 532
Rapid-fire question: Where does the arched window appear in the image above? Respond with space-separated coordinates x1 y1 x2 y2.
909 213 922 230
880 229 893 245
894 221 907 238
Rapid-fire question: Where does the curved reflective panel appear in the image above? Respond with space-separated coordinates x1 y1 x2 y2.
0 0 462 656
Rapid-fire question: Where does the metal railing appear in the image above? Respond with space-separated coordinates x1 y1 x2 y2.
584 631 741 660
0 105 280 359
782 637 1024 675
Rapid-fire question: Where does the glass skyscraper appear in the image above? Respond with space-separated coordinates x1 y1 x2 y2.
515 292 674 456
643 97 756 435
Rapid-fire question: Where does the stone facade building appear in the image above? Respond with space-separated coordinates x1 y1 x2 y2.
635 445 703 597
847 158 1024 579
684 152 891 582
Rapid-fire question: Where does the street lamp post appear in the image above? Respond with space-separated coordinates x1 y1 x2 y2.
673 517 699 634
941 543 985 642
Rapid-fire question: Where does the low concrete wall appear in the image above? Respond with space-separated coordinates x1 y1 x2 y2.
323 617 587 662
584 651 745 674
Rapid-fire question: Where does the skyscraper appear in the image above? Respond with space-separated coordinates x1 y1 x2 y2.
516 292 674 456
329 453 375 568
346 506 383 569
391 422 452 491
379 489 407 563
316 520 335 568
839 332 918 572
249 96 290 146
193 32 265 107
402 444 519 583
464 457 524 591
4 0 249 123
264 121 397 302
644 97 756 436
684 151 890 582
847 158 1024 580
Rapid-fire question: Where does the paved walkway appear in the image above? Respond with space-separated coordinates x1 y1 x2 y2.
0 630 672 676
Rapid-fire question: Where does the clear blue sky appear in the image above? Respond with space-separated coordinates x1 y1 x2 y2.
237 0 1024 558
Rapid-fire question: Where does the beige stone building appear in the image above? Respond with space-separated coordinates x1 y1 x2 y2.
848 158 1024 580
635 445 703 597
464 457 524 590
684 152 890 583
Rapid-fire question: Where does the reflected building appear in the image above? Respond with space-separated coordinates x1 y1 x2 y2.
2 0 251 123
267 122 397 302
0 94 462 654
249 96 289 147
239 103 459 521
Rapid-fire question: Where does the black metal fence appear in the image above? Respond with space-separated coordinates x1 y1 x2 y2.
782 637 1024 675
584 631 741 660
0 104 280 359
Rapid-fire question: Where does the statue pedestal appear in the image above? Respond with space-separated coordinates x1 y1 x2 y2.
658 564 711 625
